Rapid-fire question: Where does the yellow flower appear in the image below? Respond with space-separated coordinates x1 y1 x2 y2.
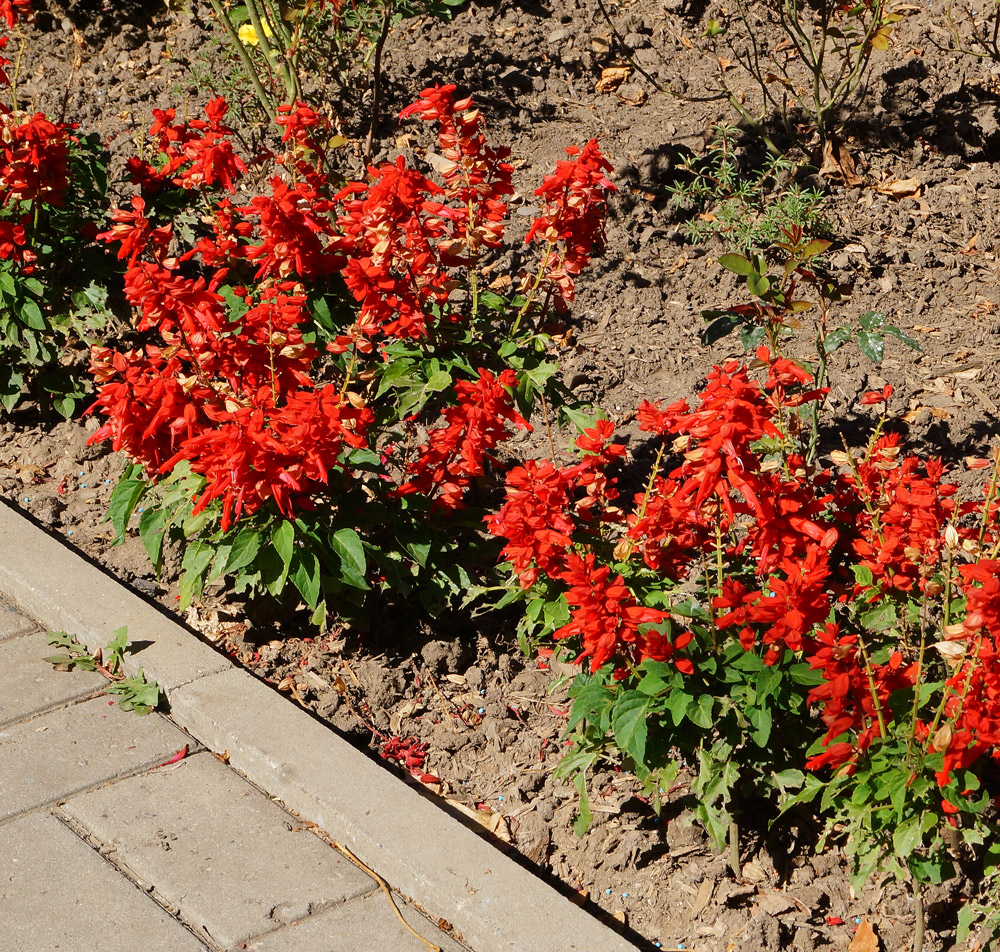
238 17 273 47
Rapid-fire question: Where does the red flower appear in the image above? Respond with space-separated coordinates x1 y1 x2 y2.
553 552 667 672
0 0 30 28
399 368 530 509
524 140 615 310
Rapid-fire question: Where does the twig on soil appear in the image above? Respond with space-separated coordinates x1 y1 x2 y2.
418 663 466 732
331 840 443 952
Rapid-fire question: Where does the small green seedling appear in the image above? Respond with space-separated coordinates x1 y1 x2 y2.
44 627 161 715
43 630 99 672
105 671 161 716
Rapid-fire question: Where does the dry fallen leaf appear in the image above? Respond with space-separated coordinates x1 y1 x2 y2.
445 798 512 843
962 233 979 255
820 137 863 186
876 176 922 199
692 879 715 918
617 84 647 106
595 66 631 93
848 916 880 952
758 892 796 917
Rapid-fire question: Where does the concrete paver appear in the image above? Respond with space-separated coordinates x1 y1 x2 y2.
0 629 106 726
247 889 468 952
62 752 376 949
0 497 638 952
0 811 208 952
0 600 35 642
0 695 189 820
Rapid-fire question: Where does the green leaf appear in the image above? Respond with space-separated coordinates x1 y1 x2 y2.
747 272 770 297
666 689 692 726
223 526 262 576
858 310 886 330
773 768 804 789
331 527 367 589
881 323 923 352
139 507 171 574
702 314 742 346
272 520 295 568
104 626 128 675
612 692 651 767
801 239 832 258
718 253 752 276
179 540 214 610
892 815 922 859
559 405 607 433
855 328 885 364
572 768 593 836
19 298 46 330
220 284 249 321
290 549 321 609
687 694 714 728
859 601 897 633
823 325 852 354
851 564 875 587
636 670 671 696
567 680 615 732
108 478 147 545
739 324 766 351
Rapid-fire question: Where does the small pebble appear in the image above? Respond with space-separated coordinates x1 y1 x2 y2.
105 479 111 484
79 471 84 476
478 707 485 714
23 497 28 502
605 889 612 895
498 795 504 802
622 892 629 898
67 530 73 536
81 484 86 488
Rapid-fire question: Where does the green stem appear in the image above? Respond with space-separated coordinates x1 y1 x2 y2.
913 877 925 952
978 445 1000 554
511 253 554 336
245 0 294 102
364 0 393 163
207 0 277 121
856 632 887 739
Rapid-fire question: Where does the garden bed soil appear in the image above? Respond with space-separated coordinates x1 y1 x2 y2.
3 0 1000 948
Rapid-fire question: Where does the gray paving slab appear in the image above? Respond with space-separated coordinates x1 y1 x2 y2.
247 890 469 952
0 498 638 952
61 752 376 950
0 501 230 691
0 599 35 642
0 695 189 820
0 811 208 952
171 669 639 952
0 628 106 726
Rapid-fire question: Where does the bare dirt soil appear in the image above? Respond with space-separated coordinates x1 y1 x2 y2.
3 0 1000 948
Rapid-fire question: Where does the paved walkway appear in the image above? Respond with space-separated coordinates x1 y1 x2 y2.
0 599 466 952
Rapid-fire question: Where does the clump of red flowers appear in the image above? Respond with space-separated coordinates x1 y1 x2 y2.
90 87 614 551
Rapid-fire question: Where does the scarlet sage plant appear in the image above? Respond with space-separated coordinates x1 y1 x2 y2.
93 87 614 627
0 0 115 416
490 362 1000 944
